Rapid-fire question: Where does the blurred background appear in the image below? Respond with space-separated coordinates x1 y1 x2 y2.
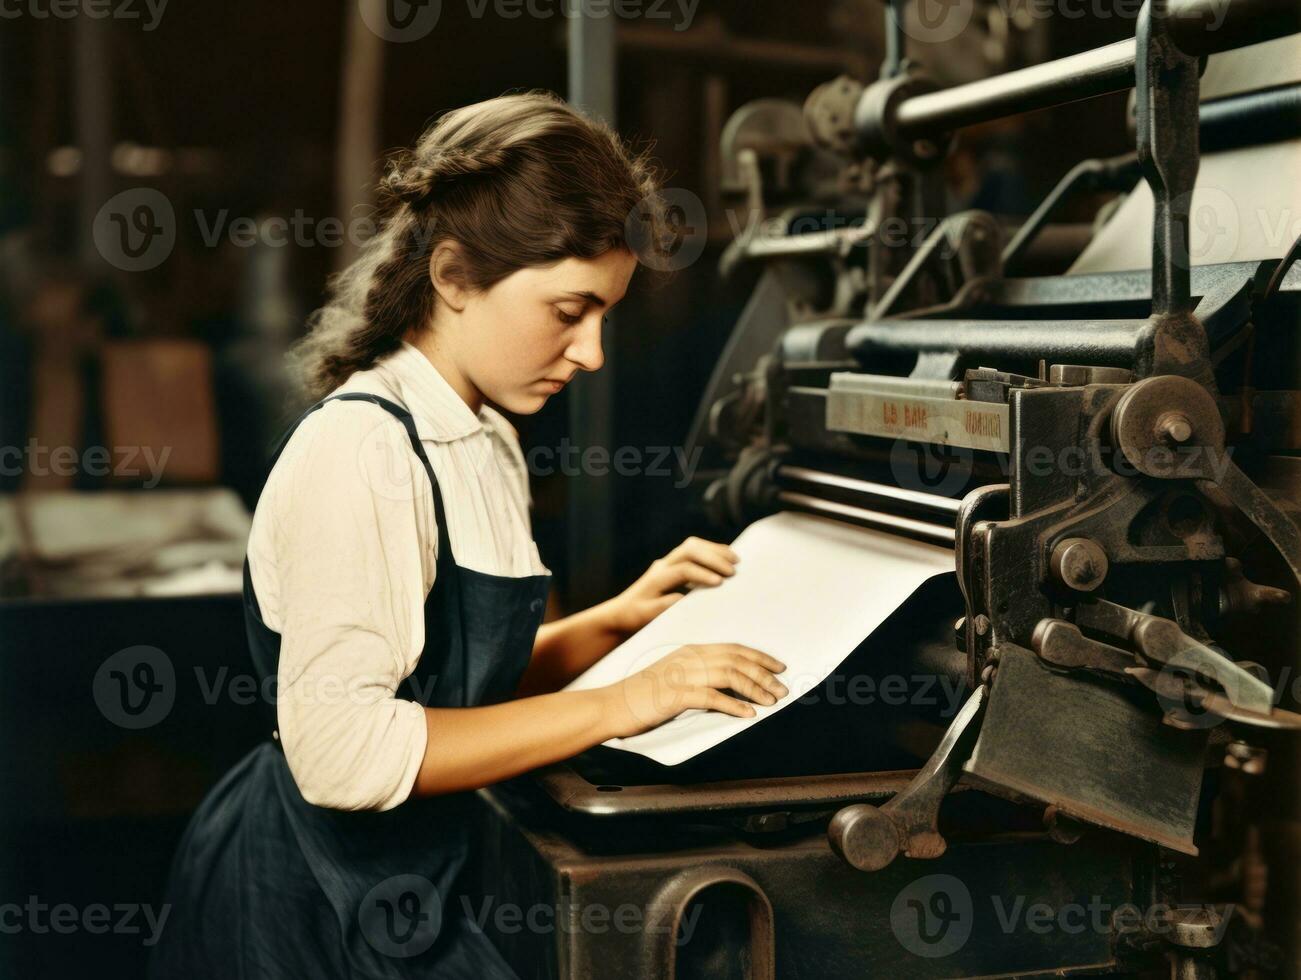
0 0 1149 974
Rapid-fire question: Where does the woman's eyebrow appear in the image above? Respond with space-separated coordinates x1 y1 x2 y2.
560 290 608 307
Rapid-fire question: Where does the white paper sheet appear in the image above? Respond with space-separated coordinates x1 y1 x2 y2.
1069 139 1301 274
1070 37 1301 277
563 511 954 766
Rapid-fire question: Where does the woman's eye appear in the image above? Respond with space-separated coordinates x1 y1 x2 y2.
556 309 583 325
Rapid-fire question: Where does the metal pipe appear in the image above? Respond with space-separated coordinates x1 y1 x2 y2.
882 0 907 79
777 491 957 546
1199 82 1301 152
777 465 964 518
896 39 1135 137
891 0 1300 139
847 318 1148 366
75 15 112 271
566 4 618 608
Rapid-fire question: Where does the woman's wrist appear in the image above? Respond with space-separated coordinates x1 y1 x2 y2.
585 683 628 742
591 596 634 638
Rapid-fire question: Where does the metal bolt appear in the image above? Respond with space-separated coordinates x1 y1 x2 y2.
1156 411 1193 445
1158 906 1226 949
1050 537 1109 592
1224 740 1267 775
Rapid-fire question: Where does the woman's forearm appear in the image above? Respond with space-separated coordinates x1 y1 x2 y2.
515 600 626 696
411 687 615 797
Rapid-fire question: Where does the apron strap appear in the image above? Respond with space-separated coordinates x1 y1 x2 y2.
315 393 469 708
251 391 470 709
262 392 456 569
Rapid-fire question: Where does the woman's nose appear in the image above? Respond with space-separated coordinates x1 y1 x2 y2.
566 315 605 372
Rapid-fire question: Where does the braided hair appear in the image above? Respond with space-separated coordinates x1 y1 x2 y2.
291 90 666 400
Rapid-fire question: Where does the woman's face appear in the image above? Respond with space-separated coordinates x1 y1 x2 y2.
434 248 639 416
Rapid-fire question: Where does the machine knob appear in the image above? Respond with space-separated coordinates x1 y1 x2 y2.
827 804 904 872
1050 537 1109 592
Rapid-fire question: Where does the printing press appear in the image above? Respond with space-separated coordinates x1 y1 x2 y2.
475 1 1301 975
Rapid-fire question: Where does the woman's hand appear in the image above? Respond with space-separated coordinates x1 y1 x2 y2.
603 536 741 636
599 644 788 739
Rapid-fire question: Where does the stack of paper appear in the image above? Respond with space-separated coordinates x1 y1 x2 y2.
564 512 955 766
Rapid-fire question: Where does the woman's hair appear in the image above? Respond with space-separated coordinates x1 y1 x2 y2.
291 89 666 400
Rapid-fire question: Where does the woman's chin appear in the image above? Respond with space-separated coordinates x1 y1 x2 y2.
496 391 551 415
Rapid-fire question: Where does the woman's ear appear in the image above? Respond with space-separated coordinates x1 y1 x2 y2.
428 241 470 313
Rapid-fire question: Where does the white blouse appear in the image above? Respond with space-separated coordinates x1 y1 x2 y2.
246 341 549 811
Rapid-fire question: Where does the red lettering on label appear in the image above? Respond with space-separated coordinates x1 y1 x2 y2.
964 410 1001 438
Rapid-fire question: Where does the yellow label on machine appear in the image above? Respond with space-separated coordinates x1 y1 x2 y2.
825 373 1010 453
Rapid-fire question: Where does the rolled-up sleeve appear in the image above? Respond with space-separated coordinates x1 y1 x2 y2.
252 402 435 812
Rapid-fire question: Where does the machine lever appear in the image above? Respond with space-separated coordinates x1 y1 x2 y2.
827 686 985 872
1075 599 1275 712
1034 602 1301 730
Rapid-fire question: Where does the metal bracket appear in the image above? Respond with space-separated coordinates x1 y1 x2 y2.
1136 0 1202 317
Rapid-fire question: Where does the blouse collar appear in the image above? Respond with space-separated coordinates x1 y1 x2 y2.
373 341 506 444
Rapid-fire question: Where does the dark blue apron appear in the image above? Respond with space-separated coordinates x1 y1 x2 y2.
151 393 551 979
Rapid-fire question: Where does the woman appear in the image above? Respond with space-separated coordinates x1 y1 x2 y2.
150 91 787 979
